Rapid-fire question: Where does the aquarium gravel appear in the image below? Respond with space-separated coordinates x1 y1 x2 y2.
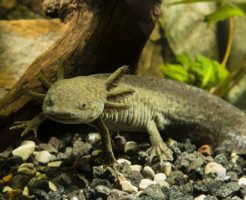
0 131 245 200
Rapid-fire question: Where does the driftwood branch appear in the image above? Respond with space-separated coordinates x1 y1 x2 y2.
0 0 162 150
0 0 162 118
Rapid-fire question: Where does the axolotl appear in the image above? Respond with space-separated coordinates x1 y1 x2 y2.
11 66 246 163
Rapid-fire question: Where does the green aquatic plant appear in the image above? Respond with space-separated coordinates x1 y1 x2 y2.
160 53 229 90
161 0 246 96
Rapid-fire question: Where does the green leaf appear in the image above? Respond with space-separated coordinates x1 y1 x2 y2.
160 64 191 83
188 55 229 89
168 0 218 6
205 4 245 24
236 3 246 13
176 53 194 70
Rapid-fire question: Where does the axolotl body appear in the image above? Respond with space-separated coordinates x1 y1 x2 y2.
12 67 246 162
41 67 246 160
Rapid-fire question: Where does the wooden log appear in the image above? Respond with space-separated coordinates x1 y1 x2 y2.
0 0 162 118
0 0 162 150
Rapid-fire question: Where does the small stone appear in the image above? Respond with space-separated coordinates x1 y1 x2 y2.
3 186 13 193
12 140 35 161
227 171 238 181
169 185 193 200
113 135 126 153
139 184 166 199
64 147 73 157
139 179 157 190
22 186 29 196
204 195 218 200
165 170 187 186
124 141 138 153
33 151 54 164
194 194 206 200
120 180 138 193
108 189 136 200
142 166 155 179
39 143 58 153
47 161 62 167
10 174 30 189
48 137 61 150
72 140 92 156
163 162 172 176
129 165 142 172
128 170 144 187
28 173 48 191
214 182 240 198
214 153 228 165
238 177 246 186
18 163 36 176
154 173 168 187
117 158 131 166
2 174 13 183
95 185 111 199
0 147 12 158
154 173 166 182
198 145 212 156
205 162 226 178
86 132 101 145
231 152 239 163
49 181 57 191
55 173 72 187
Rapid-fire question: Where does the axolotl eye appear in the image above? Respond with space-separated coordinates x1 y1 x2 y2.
47 97 54 106
78 102 89 110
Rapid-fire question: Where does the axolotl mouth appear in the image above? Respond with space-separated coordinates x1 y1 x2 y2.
45 112 82 124
44 111 99 124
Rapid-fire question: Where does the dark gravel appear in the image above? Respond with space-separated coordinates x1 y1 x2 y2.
0 131 245 200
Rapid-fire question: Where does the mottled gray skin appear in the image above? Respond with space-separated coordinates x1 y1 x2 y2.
43 74 246 155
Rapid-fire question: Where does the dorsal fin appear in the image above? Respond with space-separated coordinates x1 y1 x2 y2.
107 88 135 101
104 101 129 110
105 66 128 91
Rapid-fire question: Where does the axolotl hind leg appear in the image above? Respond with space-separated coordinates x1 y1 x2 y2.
146 120 173 162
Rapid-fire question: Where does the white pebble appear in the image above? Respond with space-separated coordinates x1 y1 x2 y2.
49 181 57 191
231 152 239 163
22 186 29 196
3 186 13 193
163 162 172 176
12 140 35 161
205 162 226 178
71 197 78 200
154 173 167 182
194 194 206 200
48 161 62 168
139 179 157 190
117 158 131 165
238 177 246 186
34 151 53 164
129 165 142 172
120 180 138 193
142 166 155 179
154 173 168 187
124 141 138 152
18 163 36 175
86 132 101 145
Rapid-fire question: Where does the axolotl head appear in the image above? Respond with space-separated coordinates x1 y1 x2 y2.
42 77 106 124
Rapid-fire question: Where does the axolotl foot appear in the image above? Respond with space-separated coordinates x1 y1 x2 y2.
9 113 46 137
146 142 173 163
